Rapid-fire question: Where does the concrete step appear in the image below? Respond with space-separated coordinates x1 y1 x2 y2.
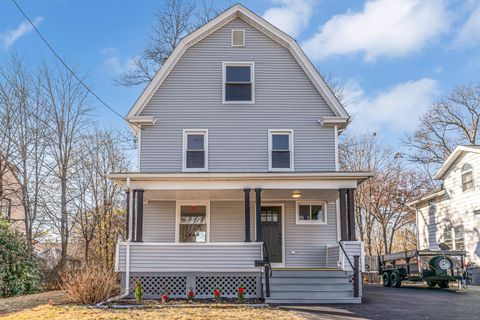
268 290 354 299
269 283 353 292
267 277 352 285
270 270 347 278
266 297 362 304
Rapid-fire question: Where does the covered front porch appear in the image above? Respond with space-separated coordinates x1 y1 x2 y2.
110 172 369 300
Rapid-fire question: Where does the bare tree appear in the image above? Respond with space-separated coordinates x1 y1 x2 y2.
405 82 480 173
115 0 221 86
340 133 428 254
71 128 129 265
41 62 91 268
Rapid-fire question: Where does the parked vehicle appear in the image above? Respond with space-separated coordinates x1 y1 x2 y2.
379 249 468 288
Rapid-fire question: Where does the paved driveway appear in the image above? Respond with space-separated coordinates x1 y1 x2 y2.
281 284 480 320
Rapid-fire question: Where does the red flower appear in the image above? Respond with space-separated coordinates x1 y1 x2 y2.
238 287 245 294
188 290 195 297
214 289 221 296
162 293 168 303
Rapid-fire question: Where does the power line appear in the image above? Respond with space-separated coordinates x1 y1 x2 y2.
11 0 138 128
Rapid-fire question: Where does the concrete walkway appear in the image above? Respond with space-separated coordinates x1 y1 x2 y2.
280 284 480 320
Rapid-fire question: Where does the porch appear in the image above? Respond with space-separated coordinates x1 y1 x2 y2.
109 172 369 302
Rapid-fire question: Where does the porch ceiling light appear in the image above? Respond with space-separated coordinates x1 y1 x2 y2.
291 190 302 198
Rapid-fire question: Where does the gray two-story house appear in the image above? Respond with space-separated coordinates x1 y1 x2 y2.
109 4 370 304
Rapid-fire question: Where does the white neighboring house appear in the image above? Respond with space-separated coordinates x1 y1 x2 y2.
410 146 480 271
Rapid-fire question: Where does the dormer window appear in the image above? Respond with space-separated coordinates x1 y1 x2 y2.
222 62 254 103
231 29 245 47
461 163 474 191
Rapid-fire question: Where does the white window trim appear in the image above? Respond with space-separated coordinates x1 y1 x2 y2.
182 129 208 172
295 201 328 225
268 129 294 172
222 61 255 104
231 29 245 47
461 164 474 192
175 200 210 243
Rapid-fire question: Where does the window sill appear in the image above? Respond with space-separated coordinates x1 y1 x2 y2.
222 100 255 104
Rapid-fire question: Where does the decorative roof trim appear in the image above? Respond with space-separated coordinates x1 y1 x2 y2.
434 145 480 179
318 117 350 130
127 116 156 134
126 4 349 121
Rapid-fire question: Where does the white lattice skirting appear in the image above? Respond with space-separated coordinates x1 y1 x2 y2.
125 272 262 299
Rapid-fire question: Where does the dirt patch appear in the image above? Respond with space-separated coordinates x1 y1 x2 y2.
0 304 305 320
0 291 67 315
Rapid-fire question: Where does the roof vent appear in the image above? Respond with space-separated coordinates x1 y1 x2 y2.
231 29 245 47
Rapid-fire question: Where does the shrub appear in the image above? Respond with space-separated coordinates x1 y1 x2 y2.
60 264 118 304
0 219 41 297
135 281 143 302
187 288 195 301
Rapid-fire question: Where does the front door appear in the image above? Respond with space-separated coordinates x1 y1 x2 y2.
261 206 282 263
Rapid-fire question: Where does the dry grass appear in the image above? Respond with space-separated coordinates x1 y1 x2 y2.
60 265 118 304
0 290 67 315
0 305 305 320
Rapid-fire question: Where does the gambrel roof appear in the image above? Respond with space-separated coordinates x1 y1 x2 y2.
127 4 349 130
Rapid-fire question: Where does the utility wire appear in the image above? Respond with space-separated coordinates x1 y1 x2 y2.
11 0 138 128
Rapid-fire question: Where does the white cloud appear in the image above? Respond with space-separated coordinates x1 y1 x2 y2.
263 0 314 37
1 17 43 49
345 78 440 133
302 0 449 61
455 3 480 47
101 48 138 75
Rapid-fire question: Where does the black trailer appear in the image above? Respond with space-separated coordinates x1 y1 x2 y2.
379 249 468 288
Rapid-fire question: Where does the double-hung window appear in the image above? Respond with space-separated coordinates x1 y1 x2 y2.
183 130 208 172
222 62 254 103
461 163 474 192
177 203 209 243
268 130 294 171
444 225 465 250
296 202 327 224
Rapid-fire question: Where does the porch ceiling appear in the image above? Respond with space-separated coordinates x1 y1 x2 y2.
143 189 339 201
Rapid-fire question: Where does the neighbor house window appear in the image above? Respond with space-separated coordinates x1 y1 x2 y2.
268 130 293 171
183 130 208 172
461 163 474 191
296 202 327 224
222 62 254 103
177 203 209 243
444 225 465 250
454 226 465 250
0 198 11 219
444 226 453 249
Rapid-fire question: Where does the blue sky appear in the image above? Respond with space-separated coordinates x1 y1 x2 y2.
1 0 480 150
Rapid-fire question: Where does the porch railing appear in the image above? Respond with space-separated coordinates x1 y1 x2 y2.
115 242 263 273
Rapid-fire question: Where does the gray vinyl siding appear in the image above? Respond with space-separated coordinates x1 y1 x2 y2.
139 18 336 173
143 201 175 242
116 243 262 272
138 198 338 268
283 201 338 267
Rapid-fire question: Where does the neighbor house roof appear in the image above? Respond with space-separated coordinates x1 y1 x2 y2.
434 145 480 179
126 4 349 133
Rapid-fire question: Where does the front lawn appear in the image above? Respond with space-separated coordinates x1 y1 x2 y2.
0 305 305 320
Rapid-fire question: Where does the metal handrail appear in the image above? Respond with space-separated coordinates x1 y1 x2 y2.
262 242 273 277
338 241 355 271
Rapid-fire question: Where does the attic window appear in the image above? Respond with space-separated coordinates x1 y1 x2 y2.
231 29 245 47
